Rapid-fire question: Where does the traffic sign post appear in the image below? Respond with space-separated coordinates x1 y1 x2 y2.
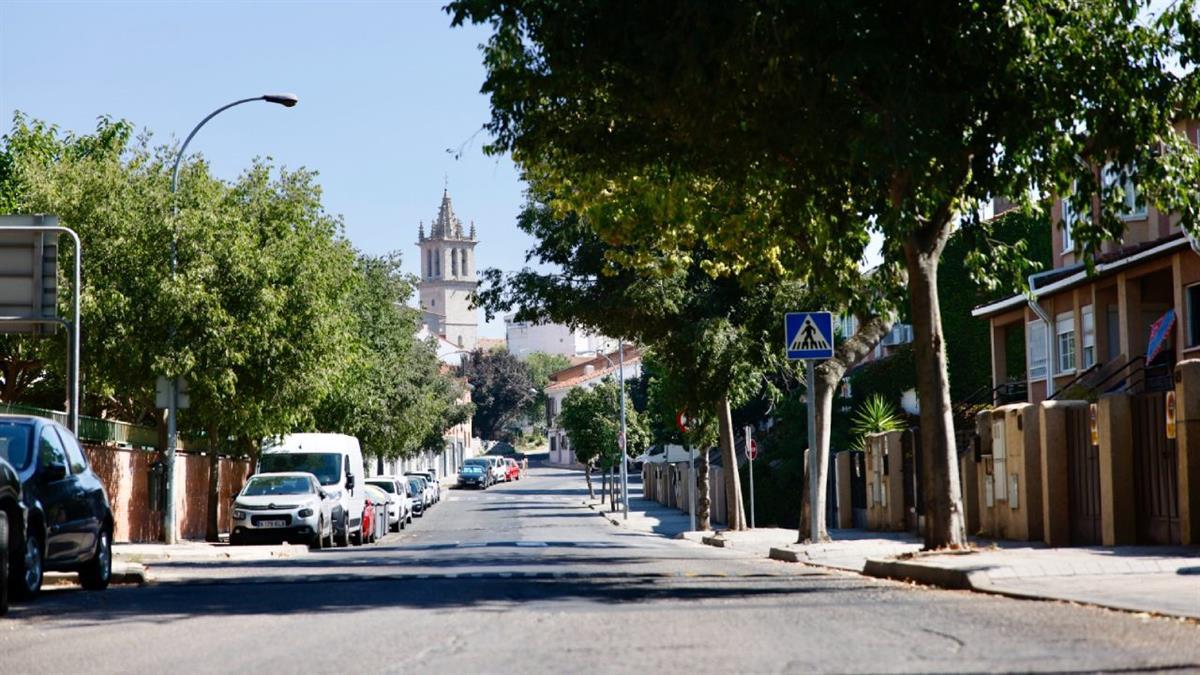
785 311 835 542
744 425 756 529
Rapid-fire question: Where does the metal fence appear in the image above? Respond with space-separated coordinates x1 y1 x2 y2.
0 401 161 448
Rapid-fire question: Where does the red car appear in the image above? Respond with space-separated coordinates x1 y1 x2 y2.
360 498 375 544
504 458 521 481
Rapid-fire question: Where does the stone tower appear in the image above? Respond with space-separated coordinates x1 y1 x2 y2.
417 188 479 350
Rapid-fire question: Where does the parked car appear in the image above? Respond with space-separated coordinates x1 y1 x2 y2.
504 458 521 482
458 460 490 489
259 433 365 547
362 485 390 544
365 476 411 531
0 415 114 599
360 489 376 544
406 472 435 509
230 472 333 550
407 470 440 503
0 455 21 615
487 456 507 485
406 476 428 517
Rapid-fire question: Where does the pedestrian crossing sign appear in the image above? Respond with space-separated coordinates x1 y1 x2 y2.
785 311 834 360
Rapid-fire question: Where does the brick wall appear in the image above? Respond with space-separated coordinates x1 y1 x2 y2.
82 445 253 543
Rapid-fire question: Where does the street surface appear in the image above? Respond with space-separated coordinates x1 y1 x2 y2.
2 465 1199 674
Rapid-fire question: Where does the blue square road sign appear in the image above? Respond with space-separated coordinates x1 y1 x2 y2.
785 311 834 360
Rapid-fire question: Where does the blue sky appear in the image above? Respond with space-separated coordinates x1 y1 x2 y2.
0 0 528 337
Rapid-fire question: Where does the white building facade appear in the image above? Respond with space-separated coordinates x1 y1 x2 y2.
544 350 642 466
505 315 618 360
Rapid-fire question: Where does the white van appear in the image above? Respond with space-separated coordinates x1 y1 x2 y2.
258 433 366 546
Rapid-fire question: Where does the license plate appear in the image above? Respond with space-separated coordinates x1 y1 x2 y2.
261 520 287 528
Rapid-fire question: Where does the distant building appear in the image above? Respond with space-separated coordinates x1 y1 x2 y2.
418 188 478 350
505 315 617 360
544 347 642 465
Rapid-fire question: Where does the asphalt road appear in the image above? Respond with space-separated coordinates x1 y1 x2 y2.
2 465 1199 674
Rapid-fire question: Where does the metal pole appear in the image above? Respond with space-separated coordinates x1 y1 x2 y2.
806 359 819 543
618 339 628 519
163 94 296 545
688 441 696 532
745 425 755 529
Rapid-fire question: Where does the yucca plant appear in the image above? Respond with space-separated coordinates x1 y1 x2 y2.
848 394 905 452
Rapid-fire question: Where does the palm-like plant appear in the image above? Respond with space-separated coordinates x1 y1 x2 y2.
849 394 905 452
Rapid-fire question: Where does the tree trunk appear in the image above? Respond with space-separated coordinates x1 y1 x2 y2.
808 371 838 542
600 466 607 503
904 228 968 550
798 313 895 544
205 425 221 543
696 445 710 531
716 398 747 530
584 463 595 500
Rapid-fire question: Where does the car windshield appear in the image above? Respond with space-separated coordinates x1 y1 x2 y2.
461 465 482 473
367 480 395 493
407 479 422 492
243 475 314 496
0 422 34 471
259 453 342 486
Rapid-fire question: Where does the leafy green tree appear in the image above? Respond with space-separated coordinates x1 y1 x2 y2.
558 379 648 500
522 350 571 422
459 348 535 440
452 0 1200 548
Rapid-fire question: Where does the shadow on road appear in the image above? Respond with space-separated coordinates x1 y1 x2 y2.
7 573 853 626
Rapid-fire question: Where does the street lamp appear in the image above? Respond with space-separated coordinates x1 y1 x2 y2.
595 340 630 520
162 93 298 545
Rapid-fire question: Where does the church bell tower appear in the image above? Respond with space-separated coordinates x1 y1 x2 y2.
417 188 479 350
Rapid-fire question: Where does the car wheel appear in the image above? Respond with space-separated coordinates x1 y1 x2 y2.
11 528 42 600
309 518 324 551
79 528 112 591
336 514 350 548
351 524 362 546
0 510 10 616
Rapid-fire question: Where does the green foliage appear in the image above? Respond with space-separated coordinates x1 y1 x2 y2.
558 379 648 469
459 348 535 440
0 112 468 456
522 350 571 418
849 395 905 451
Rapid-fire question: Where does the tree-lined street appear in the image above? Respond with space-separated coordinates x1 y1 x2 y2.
3 466 1199 673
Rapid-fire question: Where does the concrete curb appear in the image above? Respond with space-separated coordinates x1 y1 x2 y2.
115 543 309 563
860 558 979 590
768 546 801 563
701 535 728 548
44 561 147 588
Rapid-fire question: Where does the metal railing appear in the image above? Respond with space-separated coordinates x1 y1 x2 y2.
0 401 161 448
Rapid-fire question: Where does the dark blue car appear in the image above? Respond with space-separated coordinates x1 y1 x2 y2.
0 415 114 600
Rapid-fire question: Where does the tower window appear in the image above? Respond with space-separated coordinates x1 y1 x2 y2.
451 249 459 276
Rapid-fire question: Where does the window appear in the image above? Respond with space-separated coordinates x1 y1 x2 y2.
451 249 459 276
1055 312 1076 374
1102 164 1146 220
38 427 68 472
1188 284 1200 348
1081 305 1096 369
1028 319 1048 380
59 428 88 474
426 250 433 278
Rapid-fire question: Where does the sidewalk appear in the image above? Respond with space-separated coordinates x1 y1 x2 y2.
115 540 309 563
863 543 1200 620
604 480 1200 620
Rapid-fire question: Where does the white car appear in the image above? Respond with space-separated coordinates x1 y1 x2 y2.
406 472 436 509
407 470 440 504
486 457 506 485
365 476 412 531
230 472 333 550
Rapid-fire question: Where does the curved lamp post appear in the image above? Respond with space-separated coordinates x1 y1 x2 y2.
163 93 298 544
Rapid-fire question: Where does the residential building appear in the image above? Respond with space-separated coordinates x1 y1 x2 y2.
417 188 479 350
505 315 618 360
545 347 642 465
972 119 1200 403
